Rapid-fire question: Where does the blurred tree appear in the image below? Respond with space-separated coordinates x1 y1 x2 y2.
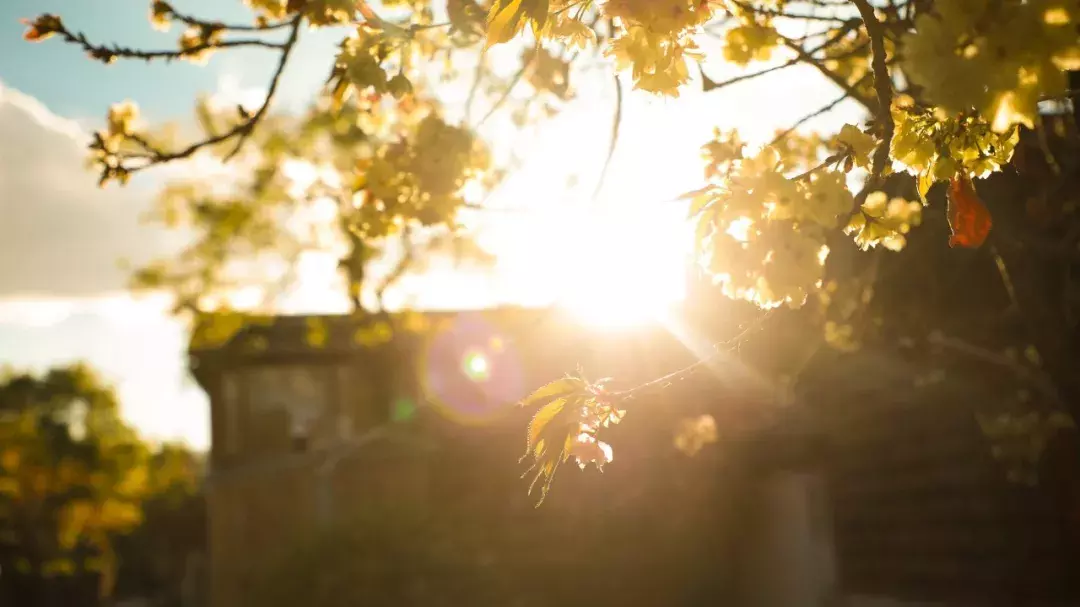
0 365 203 607
112 446 206 607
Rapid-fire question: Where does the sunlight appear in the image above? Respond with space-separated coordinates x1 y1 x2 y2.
553 208 690 328
487 202 693 329
470 98 700 329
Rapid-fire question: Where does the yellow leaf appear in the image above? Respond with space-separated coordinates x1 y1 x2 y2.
527 397 566 456
547 15 595 49
687 190 715 218
486 0 547 47
518 377 580 408
836 123 875 169
917 169 934 201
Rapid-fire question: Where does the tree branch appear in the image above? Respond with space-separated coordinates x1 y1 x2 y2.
222 17 303 161
590 73 623 202
779 33 876 110
376 227 415 312
702 19 861 94
851 0 894 181
766 77 866 147
54 24 286 64
98 16 303 180
164 4 296 32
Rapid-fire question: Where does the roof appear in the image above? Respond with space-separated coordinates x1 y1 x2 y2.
190 306 564 355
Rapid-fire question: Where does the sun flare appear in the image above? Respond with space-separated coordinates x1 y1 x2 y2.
486 203 694 329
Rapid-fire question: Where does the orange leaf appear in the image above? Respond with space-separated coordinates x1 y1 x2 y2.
21 15 62 42
947 174 992 248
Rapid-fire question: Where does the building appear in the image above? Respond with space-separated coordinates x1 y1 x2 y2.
191 293 1080 606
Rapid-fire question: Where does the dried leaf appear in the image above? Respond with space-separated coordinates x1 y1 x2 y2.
947 174 992 248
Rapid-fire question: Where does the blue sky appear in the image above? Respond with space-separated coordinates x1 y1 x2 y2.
0 1 860 450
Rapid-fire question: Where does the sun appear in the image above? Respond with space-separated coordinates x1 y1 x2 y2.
551 207 691 328
457 91 707 328
483 201 694 329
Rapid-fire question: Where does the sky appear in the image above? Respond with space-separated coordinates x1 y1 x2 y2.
0 1 860 450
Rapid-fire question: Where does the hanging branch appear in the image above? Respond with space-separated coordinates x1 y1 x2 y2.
590 73 623 202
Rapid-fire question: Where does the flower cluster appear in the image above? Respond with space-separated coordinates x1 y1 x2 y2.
330 27 416 104
604 0 714 93
690 142 854 309
518 376 627 505
890 95 1019 198
351 114 494 238
845 192 923 252
901 0 1080 132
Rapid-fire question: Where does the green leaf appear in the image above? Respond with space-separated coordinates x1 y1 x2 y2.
518 376 581 408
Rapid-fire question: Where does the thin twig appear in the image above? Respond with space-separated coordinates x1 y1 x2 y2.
166 6 295 32
465 47 488 123
476 55 533 127
222 16 303 161
791 152 846 181
375 227 415 312
767 86 857 147
610 310 775 402
590 73 623 202
779 33 875 110
701 20 860 94
927 332 1064 407
57 27 286 63
727 0 854 22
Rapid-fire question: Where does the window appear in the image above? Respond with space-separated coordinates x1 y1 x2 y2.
244 365 332 453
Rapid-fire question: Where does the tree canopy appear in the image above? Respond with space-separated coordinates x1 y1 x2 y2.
0 365 204 605
20 0 1080 503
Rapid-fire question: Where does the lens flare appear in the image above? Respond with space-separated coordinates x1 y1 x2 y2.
391 396 417 422
463 350 490 382
418 313 525 424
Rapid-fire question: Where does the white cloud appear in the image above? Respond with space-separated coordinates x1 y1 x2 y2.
0 297 79 328
0 293 209 449
0 81 184 298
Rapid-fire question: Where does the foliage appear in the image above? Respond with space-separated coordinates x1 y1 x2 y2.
517 374 625 505
0 365 203 604
21 0 1080 503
